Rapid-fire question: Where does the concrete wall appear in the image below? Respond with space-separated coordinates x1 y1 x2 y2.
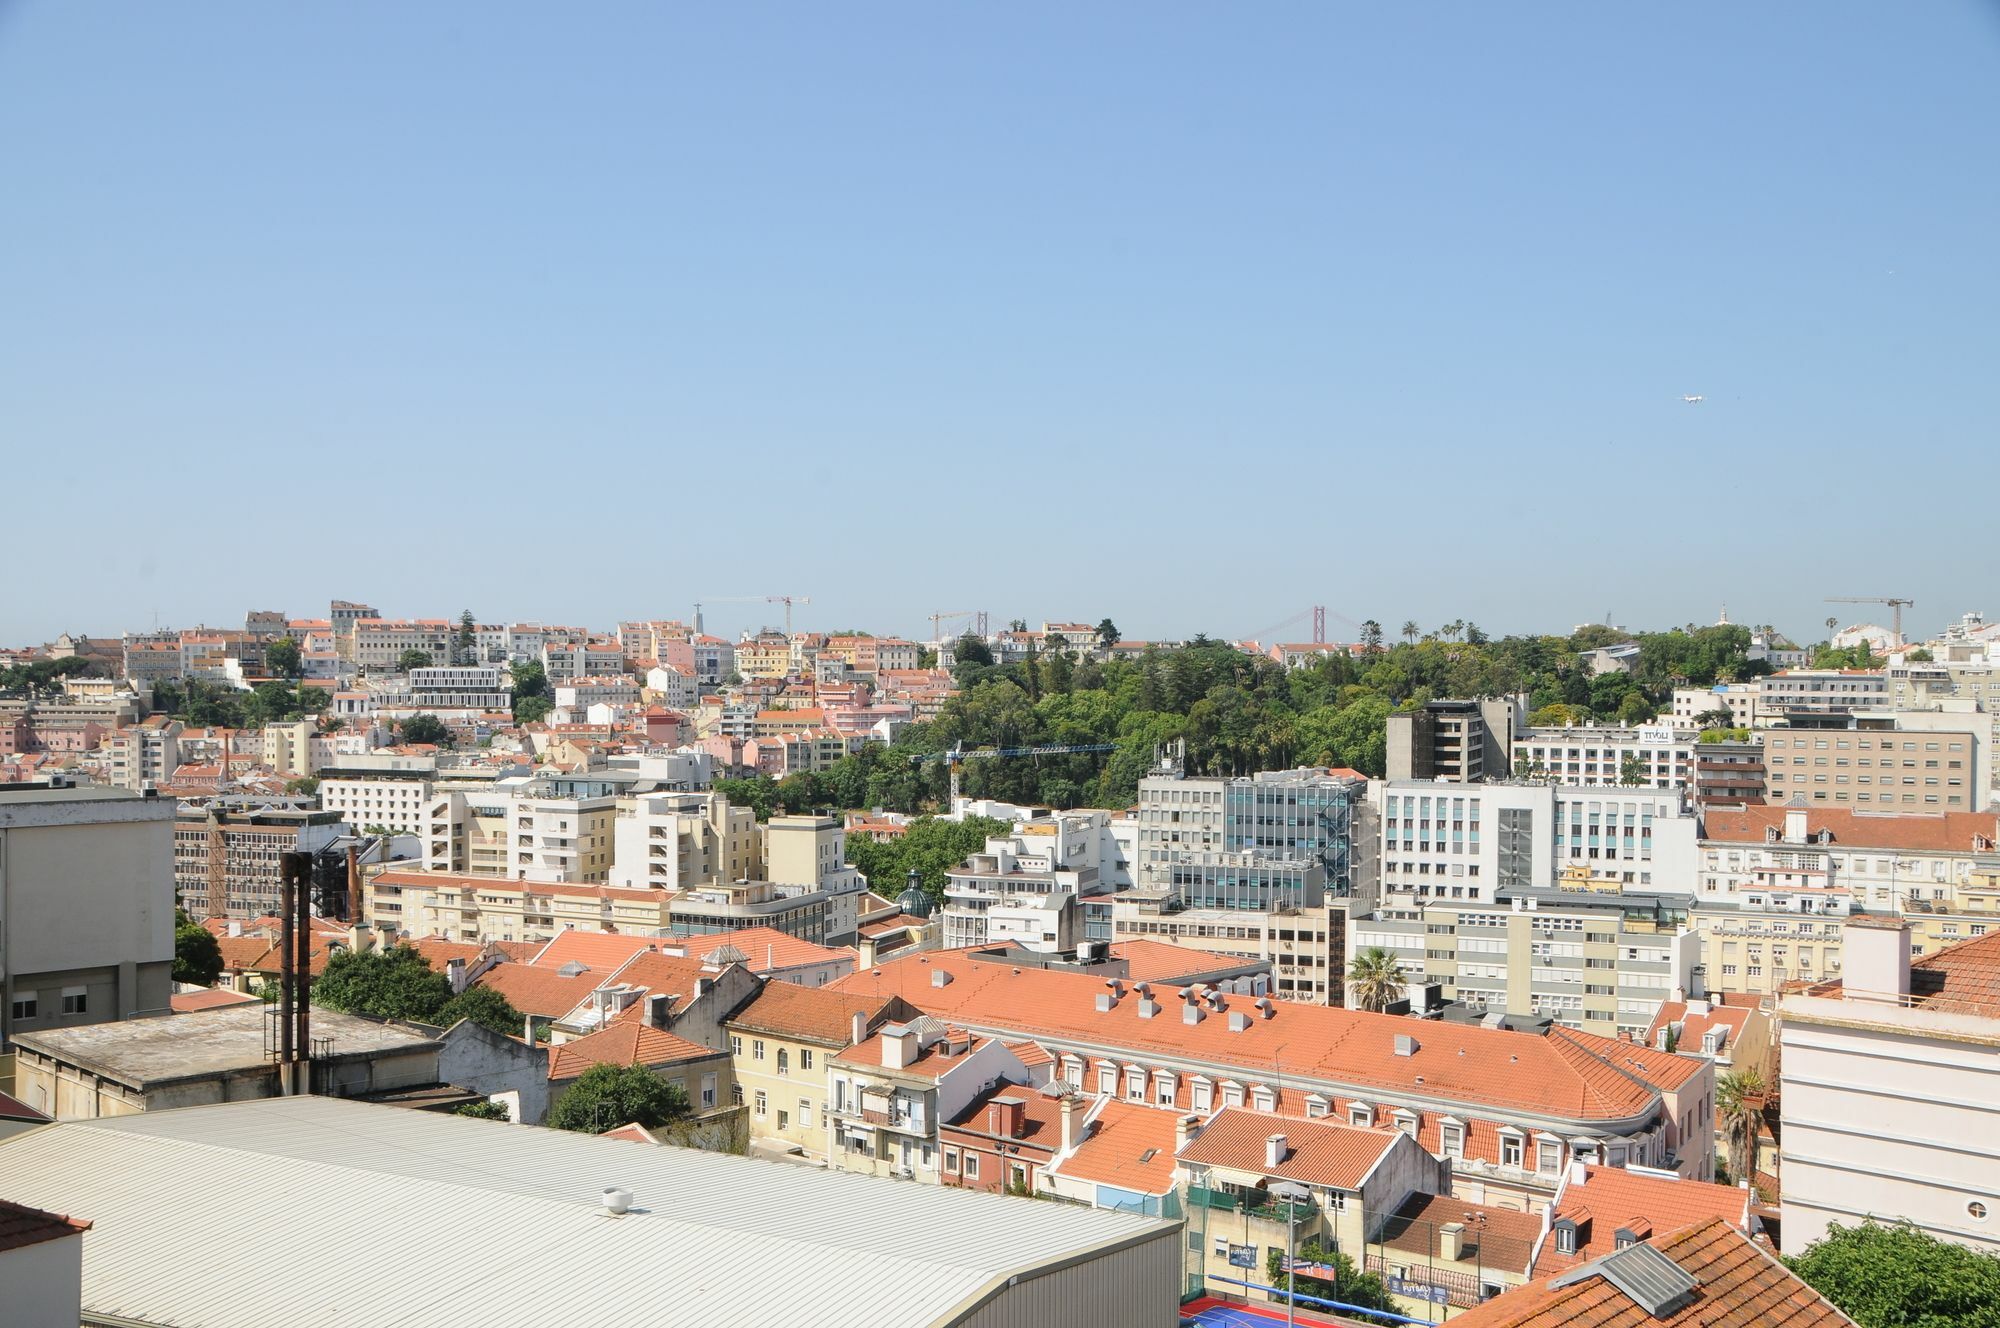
0 1233 83 1328
435 1020 551 1125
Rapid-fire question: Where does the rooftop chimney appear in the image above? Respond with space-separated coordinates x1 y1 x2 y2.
1843 917 1912 1003
647 993 671 1028
988 1096 1026 1140
446 956 468 994
1175 1113 1201 1155
882 1027 918 1069
1060 1095 1084 1152
1438 1221 1466 1262
1394 1034 1419 1057
850 1010 869 1046
1265 1133 1288 1168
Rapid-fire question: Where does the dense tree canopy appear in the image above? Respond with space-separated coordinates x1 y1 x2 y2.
712 625 1773 817
173 908 224 986
265 637 302 678
314 945 455 1023
844 816 1011 904
397 713 453 747
1788 1221 2000 1328
398 648 434 673
434 983 528 1040
548 1063 692 1133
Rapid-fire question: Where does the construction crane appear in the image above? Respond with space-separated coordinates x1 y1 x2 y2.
1826 595 1914 645
695 594 813 636
911 740 1118 807
928 610 989 642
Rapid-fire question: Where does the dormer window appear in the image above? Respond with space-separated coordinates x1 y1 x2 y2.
1349 1104 1375 1128
1555 1222 1577 1255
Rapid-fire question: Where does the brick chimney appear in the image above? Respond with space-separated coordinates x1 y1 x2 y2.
1265 1132 1289 1169
988 1096 1026 1140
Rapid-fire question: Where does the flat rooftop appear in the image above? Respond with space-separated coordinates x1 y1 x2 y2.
0 1095 1175 1328
11 1006 438 1087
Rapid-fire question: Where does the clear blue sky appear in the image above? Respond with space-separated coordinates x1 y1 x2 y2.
4 3 1996 647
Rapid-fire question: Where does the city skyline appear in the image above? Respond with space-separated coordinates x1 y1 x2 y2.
5 4 1996 643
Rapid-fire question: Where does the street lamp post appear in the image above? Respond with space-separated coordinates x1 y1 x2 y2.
1273 1181 1312 1328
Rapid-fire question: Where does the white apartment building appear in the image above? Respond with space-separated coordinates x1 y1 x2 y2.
644 664 700 711
1757 669 1888 716
942 816 1108 950
420 777 617 883
1672 684 1760 729
351 619 455 673
543 641 624 685
1779 918 2000 1257
1351 895 1696 1040
1512 724 1698 792
320 753 443 835
1379 782 1699 906
555 676 642 711
1696 804 1995 911
98 719 181 792
609 790 762 891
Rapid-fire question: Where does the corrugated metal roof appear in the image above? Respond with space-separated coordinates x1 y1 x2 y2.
0 1096 1174 1328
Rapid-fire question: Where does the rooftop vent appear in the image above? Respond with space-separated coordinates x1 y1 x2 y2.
1095 991 1119 1013
1136 997 1161 1019
931 969 954 988
1551 1240 1698 1319
1394 1034 1418 1057
1183 1001 1206 1026
558 961 588 977
1227 1011 1252 1033
601 1187 633 1217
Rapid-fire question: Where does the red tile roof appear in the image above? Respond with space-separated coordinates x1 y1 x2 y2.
1804 927 2000 1015
1452 1218 1854 1328
1702 805 2000 853
1380 1192 1543 1274
943 1084 1070 1150
528 930 666 972
1055 1100 1181 1194
474 962 607 1019
170 987 259 1013
699 930 851 975
0 1199 89 1253
1106 938 1264 982
547 1023 721 1081
833 1028 998 1082
830 952 1680 1123
0 1089 51 1125
1642 1001 1758 1055
1534 1166 1750 1276
599 1121 660 1144
727 983 893 1045
1180 1107 1401 1190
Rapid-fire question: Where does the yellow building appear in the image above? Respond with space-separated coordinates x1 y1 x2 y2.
735 636 792 679
363 868 673 944
725 982 908 1163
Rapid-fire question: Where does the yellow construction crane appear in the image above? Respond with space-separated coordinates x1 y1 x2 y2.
1826 595 1914 644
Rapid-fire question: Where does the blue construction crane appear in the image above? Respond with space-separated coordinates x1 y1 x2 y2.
911 739 1118 807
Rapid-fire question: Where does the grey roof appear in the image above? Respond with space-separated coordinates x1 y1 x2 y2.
1552 1239 1700 1317
0 1095 1174 1327
10 1006 438 1088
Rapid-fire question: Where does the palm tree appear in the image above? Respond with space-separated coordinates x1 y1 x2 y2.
1445 619 1466 642
1716 1068 1766 1185
1346 947 1406 1013
1400 620 1420 646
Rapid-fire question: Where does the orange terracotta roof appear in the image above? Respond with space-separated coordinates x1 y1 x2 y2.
1805 927 2000 1015
528 930 666 972
1534 1166 1750 1276
944 1084 1070 1149
1056 1099 1181 1194
1453 1218 1853 1328
1380 1193 1542 1274
1642 1001 1758 1054
409 939 488 973
727 982 893 1045
1005 1038 1055 1068
171 987 259 1013
547 1023 721 1081
0 1200 90 1254
689 926 850 973
834 1028 997 1081
1106 938 1262 983
599 1121 660 1144
1701 804 2000 852
1181 1108 1400 1190
474 962 607 1019
830 952 1674 1123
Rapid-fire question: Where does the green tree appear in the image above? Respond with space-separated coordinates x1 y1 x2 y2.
1907 647 1935 662
1360 620 1383 651
514 695 553 725
173 908 224 986
285 776 320 796
1095 618 1120 648
1267 1239 1397 1324
843 816 1011 903
454 1099 512 1122
453 610 477 666
1400 620 1420 645
1716 1068 1766 1187
433 983 526 1040
953 633 994 667
1345 947 1406 1013
1619 752 1648 787
548 1063 692 1133
715 776 779 821
398 648 434 673
397 713 453 747
509 659 553 699
265 636 303 678
313 945 453 1023
1788 1220 2000 1328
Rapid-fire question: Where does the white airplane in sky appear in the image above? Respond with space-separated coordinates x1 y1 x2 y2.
1682 394 1704 404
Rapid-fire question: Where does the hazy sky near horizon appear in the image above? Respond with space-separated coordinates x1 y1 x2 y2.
4 4 1997 647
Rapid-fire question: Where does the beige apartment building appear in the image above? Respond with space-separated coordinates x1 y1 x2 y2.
1758 712 1986 812
1111 894 1336 1002
363 868 673 943
1780 919 2000 1257
725 982 910 1164
609 790 761 890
